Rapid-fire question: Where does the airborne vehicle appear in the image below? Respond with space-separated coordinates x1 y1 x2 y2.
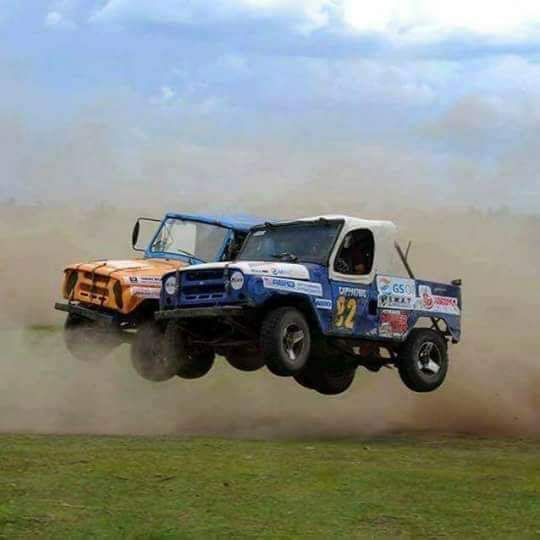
156 215 462 394
54 213 260 376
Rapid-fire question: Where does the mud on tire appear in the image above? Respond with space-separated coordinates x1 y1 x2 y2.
398 328 448 393
261 307 311 377
164 322 215 379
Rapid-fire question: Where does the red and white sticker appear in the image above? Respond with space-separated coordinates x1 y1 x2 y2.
418 285 460 315
379 310 408 338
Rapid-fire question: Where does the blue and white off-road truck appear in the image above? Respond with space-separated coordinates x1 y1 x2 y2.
156 216 462 395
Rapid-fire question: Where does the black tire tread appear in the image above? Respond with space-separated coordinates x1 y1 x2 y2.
261 307 310 377
225 349 265 372
164 322 214 379
398 328 448 393
315 367 356 396
131 321 179 382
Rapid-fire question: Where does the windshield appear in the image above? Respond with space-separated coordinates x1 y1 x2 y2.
238 221 341 265
150 219 229 262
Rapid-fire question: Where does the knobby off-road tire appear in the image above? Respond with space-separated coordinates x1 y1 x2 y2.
164 322 214 380
131 321 180 382
312 366 356 395
294 358 356 395
261 307 311 377
398 328 448 393
64 313 120 363
225 347 265 372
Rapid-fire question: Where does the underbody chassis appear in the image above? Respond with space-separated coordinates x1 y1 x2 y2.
156 304 399 372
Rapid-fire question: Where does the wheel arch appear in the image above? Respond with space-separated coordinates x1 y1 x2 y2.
125 298 160 326
407 314 460 343
258 294 322 335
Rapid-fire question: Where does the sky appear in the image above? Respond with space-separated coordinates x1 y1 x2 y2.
1 1 540 211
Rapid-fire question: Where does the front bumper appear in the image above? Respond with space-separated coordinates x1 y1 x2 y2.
155 305 246 321
54 302 115 324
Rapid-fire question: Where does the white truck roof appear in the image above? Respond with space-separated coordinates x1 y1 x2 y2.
268 215 405 282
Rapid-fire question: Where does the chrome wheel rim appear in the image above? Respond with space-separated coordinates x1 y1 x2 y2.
416 341 442 376
282 324 305 363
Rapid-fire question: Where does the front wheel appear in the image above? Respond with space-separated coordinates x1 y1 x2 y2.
131 321 180 382
164 322 215 380
261 307 311 377
64 313 120 362
398 329 448 393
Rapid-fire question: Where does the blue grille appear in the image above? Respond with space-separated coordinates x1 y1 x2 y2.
180 269 227 304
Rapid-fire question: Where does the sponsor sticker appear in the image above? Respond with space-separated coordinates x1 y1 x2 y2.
238 261 309 279
241 262 310 280
377 275 416 297
379 295 415 310
230 271 244 290
130 286 161 299
262 276 323 297
417 285 460 315
124 275 162 285
376 276 459 315
379 310 408 338
338 286 367 298
315 298 333 310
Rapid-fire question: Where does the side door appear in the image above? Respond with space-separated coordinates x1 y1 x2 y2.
327 229 379 337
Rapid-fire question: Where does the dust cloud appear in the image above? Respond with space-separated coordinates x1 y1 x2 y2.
0 201 538 439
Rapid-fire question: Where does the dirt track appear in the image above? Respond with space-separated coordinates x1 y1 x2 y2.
0 203 538 437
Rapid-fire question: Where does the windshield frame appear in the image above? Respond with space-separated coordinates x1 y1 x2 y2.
237 218 344 266
146 218 233 263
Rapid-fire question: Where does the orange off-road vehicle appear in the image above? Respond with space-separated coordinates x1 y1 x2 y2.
54 213 259 377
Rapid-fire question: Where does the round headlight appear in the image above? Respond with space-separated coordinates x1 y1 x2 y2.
230 271 244 290
164 275 177 296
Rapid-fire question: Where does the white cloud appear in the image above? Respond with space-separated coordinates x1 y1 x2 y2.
45 11 63 26
238 0 331 31
44 10 77 29
161 86 175 101
91 0 334 32
150 85 177 106
92 0 540 40
342 0 540 40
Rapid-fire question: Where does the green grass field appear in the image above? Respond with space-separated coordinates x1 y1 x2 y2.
0 434 538 539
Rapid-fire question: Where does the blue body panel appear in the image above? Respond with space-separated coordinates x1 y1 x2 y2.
161 262 462 343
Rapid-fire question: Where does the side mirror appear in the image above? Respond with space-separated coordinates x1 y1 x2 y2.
131 217 161 252
131 220 140 249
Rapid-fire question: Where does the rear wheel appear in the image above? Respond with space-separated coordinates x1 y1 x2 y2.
294 359 356 395
261 307 311 377
225 347 265 372
164 322 215 379
63 313 120 362
398 329 448 392
131 321 180 382
312 366 356 395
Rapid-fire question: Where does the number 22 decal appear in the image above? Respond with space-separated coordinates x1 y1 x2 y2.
334 295 357 330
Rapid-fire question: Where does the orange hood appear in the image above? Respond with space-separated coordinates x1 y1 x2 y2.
63 258 187 314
